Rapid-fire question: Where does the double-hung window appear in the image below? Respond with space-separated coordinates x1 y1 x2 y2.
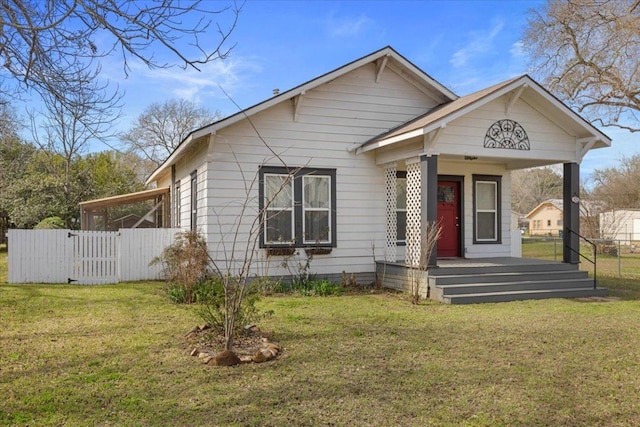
473 175 501 243
260 166 336 248
264 174 295 243
396 171 407 244
190 170 198 231
174 181 181 228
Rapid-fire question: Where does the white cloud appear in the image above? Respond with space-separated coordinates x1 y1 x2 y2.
509 40 525 58
450 20 505 68
124 56 262 102
326 13 374 38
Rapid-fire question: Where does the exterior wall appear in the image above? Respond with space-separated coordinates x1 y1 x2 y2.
198 63 441 278
375 94 579 166
172 141 209 235
438 95 577 163
528 205 563 236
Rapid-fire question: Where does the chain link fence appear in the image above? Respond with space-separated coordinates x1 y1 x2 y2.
522 237 640 279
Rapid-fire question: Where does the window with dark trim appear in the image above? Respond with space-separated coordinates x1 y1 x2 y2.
396 171 407 245
175 181 181 228
190 170 197 231
473 174 501 243
259 166 336 248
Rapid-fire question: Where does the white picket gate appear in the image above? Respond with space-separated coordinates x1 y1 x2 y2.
8 228 181 284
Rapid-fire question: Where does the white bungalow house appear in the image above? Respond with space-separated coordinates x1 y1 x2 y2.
146 46 610 303
600 209 640 243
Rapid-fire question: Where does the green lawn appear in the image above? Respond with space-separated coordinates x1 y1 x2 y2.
3 248 640 425
0 244 6 283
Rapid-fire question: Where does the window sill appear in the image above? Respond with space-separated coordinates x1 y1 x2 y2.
305 247 332 256
266 247 296 257
264 246 333 257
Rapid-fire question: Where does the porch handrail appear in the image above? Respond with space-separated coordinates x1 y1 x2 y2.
565 227 597 289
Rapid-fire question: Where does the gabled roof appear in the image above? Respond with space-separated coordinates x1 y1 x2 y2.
358 75 611 153
526 199 564 219
146 46 457 184
526 198 601 219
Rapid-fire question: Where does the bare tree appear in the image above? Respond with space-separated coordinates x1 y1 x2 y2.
29 65 121 227
525 0 640 132
591 155 640 210
0 0 240 112
409 221 442 305
122 99 221 167
511 166 563 215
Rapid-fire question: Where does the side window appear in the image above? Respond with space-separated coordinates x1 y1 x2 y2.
473 175 501 243
190 170 197 231
175 181 181 228
396 172 407 244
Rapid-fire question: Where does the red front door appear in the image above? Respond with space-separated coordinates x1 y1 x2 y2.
437 181 461 258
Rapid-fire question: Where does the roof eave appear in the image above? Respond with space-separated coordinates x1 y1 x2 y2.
147 46 457 183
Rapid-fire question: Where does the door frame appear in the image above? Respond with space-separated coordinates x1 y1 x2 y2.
438 175 464 258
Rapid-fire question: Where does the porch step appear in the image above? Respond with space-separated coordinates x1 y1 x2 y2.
443 287 608 304
434 278 596 297
426 260 607 304
430 270 588 286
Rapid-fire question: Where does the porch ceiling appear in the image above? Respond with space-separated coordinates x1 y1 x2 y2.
79 187 170 212
374 136 571 170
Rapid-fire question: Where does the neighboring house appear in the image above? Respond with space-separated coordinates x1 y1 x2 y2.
526 199 564 236
145 46 610 294
526 199 599 237
600 209 640 242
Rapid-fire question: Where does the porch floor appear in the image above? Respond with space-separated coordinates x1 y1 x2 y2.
376 257 606 304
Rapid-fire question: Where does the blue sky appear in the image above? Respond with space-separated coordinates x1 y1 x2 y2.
66 1 640 179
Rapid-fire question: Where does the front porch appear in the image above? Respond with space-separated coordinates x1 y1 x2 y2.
376 257 607 304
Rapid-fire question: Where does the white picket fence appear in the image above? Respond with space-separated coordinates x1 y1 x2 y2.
8 228 182 284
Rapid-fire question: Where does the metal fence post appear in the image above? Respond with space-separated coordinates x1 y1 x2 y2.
618 239 621 277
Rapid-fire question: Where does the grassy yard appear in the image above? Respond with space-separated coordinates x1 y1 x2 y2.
0 244 7 283
2 247 640 426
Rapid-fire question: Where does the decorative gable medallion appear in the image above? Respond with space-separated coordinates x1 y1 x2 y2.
484 119 530 150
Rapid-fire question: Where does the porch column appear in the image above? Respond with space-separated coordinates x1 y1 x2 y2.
421 154 438 267
563 162 580 264
405 158 422 268
383 162 398 262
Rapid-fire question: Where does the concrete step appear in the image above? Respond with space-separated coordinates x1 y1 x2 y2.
434 278 596 298
443 287 608 304
430 270 589 286
428 262 576 276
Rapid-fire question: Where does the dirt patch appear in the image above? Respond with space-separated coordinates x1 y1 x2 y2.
185 324 281 365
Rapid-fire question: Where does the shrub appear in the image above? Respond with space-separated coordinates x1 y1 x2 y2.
311 279 342 296
34 216 65 229
152 231 209 303
196 275 272 335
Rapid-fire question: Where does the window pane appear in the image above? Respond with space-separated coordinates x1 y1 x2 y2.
304 211 329 242
265 210 293 243
396 211 407 241
396 178 407 209
477 182 496 210
304 176 330 208
265 175 292 209
477 212 496 240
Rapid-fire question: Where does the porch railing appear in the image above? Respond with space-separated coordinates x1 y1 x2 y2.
565 227 597 289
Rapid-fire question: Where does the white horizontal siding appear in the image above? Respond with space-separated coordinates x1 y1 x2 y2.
438 95 578 162
196 62 438 277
